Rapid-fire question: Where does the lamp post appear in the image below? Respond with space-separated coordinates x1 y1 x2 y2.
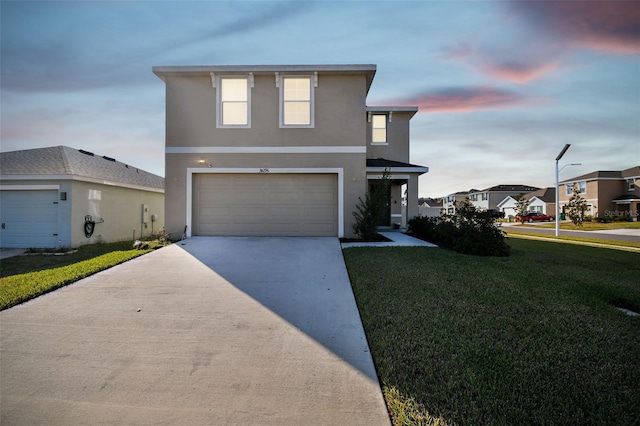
555 144 581 236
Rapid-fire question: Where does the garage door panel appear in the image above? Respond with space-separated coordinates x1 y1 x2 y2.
0 190 59 248
268 191 301 203
193 174 337 236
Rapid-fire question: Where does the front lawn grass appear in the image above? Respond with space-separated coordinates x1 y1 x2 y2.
505 229 640 250
343 239 640 426
0 242 151 310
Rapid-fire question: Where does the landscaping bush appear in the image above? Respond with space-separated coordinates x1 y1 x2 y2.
408 200 510 257
352 169 391 241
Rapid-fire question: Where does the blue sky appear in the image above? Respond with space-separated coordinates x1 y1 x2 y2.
2 0 639 197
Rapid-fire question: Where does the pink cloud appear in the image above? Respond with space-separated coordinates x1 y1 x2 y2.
512 1 640 54
375 87 537 114
480 60 560 84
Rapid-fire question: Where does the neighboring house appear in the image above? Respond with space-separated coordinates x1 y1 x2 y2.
418 197 443 217
468 184 539 211
559 166 640 220
153 64 428 238
498 187 556 218
442 191 470 214
0 146 164 248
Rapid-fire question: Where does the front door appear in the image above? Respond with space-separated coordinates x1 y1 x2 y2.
369 182 391 227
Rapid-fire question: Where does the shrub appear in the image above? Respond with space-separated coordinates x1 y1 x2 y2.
408 199 510 257
352 169 391 240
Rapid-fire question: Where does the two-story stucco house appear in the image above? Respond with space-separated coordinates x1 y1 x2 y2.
153 64 428 238
559 166 640 220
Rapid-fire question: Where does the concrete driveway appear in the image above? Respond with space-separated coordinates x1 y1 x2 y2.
1 237 390 425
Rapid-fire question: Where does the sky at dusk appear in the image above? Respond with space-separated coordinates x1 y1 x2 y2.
1 0 639 198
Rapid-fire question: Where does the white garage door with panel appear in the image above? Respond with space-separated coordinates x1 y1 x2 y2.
193 173 338 236
0 189 59 248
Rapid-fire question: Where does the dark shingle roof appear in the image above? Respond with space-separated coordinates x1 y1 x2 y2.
475 184 540 193
621 166 640 179
561 167 639 183
0 146 164 191
525 187 556 203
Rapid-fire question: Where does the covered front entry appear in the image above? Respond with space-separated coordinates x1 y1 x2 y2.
192 173 338 236
366 158 429 229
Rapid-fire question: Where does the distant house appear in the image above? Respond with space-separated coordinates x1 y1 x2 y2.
0 146 164 248
498 187 556 218
468 184 539 212
442 191 470 214
153 64 428 237
559 166 640 220
418 197 443 217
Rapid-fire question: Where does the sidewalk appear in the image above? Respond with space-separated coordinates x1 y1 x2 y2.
341 231 437 248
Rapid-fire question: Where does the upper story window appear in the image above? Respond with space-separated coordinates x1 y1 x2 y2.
280 76 314 128
628 178 636 191
566 181 586 195
216 76 251 128
371 114 387 144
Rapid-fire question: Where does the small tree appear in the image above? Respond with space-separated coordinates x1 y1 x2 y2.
566 183 588 226
352 169 391 240
514 194 531 223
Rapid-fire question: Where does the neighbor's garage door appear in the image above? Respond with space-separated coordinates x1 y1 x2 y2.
193 174 338 236
0 190 59 248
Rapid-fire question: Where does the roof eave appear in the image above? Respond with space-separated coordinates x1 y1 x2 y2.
153 64 377 93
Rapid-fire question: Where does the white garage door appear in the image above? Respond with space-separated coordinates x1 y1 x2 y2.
0 190 59 248
193 174 338 236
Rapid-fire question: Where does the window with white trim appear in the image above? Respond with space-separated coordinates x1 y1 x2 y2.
566 181 586 195
482 193 488 201
217 76 251 128
280 76 314 127
628 178 636 191
372 114 387 144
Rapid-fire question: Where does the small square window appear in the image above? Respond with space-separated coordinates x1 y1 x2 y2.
372 114 387 144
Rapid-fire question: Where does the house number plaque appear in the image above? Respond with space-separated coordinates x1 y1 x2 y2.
259 168 270 173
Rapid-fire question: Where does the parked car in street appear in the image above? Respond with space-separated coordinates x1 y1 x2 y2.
516 212 554 222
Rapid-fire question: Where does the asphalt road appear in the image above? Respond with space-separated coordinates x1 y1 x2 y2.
503 223 640 243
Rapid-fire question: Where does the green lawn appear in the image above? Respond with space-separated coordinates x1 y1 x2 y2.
504 229 640 250
343 239 640 426
0 242 152 310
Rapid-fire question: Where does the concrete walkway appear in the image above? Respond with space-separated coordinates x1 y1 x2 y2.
1 237 390 425
341 231 437 248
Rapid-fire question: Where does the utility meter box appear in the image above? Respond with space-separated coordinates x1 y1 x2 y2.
141 204 149 224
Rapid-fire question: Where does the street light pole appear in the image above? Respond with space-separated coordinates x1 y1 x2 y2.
555 144 582 236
